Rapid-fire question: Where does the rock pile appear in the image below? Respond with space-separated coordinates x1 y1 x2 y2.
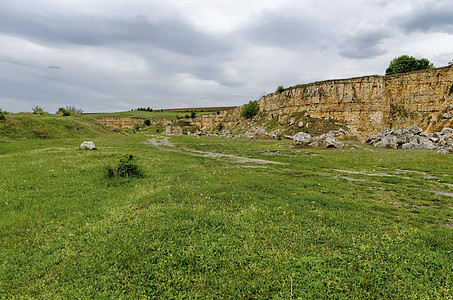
366 126 453 154
293 128 355 149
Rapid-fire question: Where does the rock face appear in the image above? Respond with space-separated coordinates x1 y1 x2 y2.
80 141 96 150
189 66 453 139
96 117 172 129
96 66 453 140
366 126 453 153
165 125 183 135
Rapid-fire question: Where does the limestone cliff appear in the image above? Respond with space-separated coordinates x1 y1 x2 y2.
97 66 453 140
190 66 453 139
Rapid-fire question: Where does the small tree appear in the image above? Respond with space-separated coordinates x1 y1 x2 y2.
241 100 259 119
190 110 197 119
276 86 284 93
385 55 434 75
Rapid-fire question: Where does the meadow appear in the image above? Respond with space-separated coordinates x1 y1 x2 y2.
0 114 452 298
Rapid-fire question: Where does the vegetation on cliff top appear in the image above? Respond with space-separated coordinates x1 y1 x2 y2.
385 55 434 75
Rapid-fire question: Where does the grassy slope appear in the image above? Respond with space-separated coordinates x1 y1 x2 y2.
0 113 111 139
86 110 220 120
0 121 452 298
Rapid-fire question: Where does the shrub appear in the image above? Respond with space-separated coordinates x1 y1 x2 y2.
32 105 45 115
0 108 6 121
241 100 259 119
190 110 197 119
276 86 284 93
58 107 71 116
144 119 151 126
105 154 144 178
65 105 83 114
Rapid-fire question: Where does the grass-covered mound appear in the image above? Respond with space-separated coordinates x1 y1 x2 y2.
0 113 111 139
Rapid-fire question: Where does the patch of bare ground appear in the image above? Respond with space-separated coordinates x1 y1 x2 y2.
145 137 285 165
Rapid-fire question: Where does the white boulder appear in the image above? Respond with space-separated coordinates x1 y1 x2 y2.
80 141 96 150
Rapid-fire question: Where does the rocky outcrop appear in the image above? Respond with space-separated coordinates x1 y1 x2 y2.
96 117 172 129
189 66 453 139
366 126 453 153
96 66 453 140
293 129 355 149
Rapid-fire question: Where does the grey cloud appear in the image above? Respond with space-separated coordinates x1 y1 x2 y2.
0 56 39 69
244 12 324 48
0 6 230 57
338 30 390 59
47 65 61 70
397 2 453 33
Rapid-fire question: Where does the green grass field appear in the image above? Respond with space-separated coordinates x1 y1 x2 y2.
0 114 452 298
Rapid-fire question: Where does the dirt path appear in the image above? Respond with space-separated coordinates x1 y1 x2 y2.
145 137 285 165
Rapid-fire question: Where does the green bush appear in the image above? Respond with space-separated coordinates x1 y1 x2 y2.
0 112 5 121
32 105 45 115
65 105 83 114
105 154 144 179
276 86 284 93
241 100 259 119
144 119 151 126
58 107 71 116
386 55 434 75
190 111 197 119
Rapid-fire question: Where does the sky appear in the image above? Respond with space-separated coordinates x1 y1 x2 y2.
1 0 453 113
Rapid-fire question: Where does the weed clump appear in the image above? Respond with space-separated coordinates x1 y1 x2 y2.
106 154 144 179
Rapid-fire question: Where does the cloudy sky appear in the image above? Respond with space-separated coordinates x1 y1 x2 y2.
1 0 453 113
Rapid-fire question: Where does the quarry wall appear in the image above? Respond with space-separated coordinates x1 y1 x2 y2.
97 66 453 139
190 65 453 138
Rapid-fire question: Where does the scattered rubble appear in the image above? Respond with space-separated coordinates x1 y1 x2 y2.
293 128 356 149
366 126 453 154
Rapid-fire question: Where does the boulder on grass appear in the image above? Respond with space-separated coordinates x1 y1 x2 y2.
293 132 312 146
80 141 96 150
